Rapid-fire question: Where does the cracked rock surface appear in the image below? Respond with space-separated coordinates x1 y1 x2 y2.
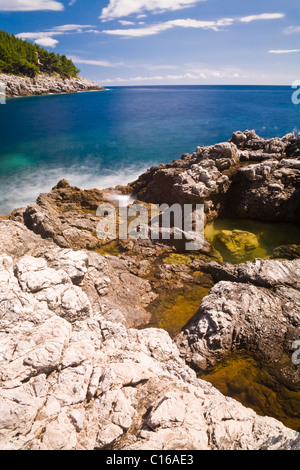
1 130 300 450
131 130 300 224
0 221 299 450
176 259 300 389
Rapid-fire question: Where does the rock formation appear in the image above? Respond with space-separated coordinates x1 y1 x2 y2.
0 220 299 450
130 130 300 225
1 130 300 450
0 73 105 97
177 258 300 390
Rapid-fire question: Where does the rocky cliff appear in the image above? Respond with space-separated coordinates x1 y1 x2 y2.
130 130 300 225
0 73 105 97
0 130 300 450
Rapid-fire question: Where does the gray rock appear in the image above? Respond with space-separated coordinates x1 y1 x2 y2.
0 224 299 449
177 259 300 388
131 131 300 225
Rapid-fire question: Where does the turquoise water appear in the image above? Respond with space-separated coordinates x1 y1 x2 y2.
0 85 299 214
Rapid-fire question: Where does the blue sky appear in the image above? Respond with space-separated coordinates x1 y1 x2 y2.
0 0 300 85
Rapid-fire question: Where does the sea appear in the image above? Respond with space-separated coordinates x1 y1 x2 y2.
0 85 299 215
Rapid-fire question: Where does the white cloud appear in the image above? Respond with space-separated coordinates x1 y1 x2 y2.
118 20 136 26
102 13 285 38
103 17 234 37
101 67 246 84
269 49 300 54
51 24 95 32
103 22 173 37
284 26 300 35
100 0 206 21
35 37 59 47
17 25 97 49
17 31 63 47
0 0 64 11
240 13 285 23
70 56 124 67
17 31 64 40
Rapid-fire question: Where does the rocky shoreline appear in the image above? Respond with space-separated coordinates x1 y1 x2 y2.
0 130 299 450
0 73 105 97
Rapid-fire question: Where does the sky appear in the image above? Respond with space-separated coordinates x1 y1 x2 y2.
0 0 300 85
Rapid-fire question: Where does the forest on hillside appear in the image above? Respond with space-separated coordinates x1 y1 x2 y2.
0 30 80 78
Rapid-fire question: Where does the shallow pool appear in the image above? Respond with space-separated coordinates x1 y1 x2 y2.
205 218 300 264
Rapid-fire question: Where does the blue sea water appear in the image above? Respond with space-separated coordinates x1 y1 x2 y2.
0 85 299 214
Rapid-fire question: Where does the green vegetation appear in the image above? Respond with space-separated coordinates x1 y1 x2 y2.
0 30 80 78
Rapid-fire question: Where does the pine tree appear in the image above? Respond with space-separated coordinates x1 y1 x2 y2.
0 30 80 78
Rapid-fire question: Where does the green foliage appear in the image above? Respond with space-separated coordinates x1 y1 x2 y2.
0 30 80 78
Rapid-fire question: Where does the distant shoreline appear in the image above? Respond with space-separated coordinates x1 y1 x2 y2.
6 88 108 100
0 72 105 98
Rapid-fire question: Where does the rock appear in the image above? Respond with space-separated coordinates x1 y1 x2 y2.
20 181 106 250
1 311 298 450
214 229 259 263
177 259 300 389
271 245 300 260
0 221 299 450
0 219 156 329
1 130 300 450
0 73 105 97
130 131 300 225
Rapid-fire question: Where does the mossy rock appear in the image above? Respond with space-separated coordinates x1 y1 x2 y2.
95 240 122 257
215 229 259 263
162 248 223 266
162 254 193 265
271 244 300 260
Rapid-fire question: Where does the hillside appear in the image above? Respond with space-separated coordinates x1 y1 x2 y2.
0 30 80 79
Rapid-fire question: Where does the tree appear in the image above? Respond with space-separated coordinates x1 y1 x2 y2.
0 30 80 78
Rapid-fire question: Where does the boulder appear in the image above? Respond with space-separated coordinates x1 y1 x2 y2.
214 229 259 263
177 259 300 389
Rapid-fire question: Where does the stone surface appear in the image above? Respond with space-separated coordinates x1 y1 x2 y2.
130 130 300 225
1 131 300 450
0 219 155 329
214 229 259 262
271 244 300 260
0 219 299 449
177 259 300 389
0 73 105 97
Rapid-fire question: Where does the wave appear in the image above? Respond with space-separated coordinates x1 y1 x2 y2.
0 163 147 215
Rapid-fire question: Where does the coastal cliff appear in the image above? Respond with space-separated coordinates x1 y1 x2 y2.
0 131 299 450
0 30 105 97
0 73 105 97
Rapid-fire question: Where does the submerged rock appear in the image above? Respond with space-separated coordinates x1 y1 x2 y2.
214 229 259 263
272 245 300 260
